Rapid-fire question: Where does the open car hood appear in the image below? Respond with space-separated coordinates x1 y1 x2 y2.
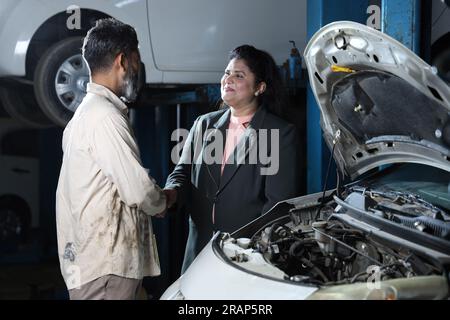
304 21 450 180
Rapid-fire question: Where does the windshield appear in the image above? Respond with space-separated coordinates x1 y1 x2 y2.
356 163 450 212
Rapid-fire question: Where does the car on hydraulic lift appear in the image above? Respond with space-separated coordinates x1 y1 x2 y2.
0 0 306 127
161 21 450 300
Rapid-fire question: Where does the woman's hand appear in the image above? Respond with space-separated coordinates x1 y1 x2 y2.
163 188 178 209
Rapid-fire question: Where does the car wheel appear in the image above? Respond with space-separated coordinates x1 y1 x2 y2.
34 37 89 127
0 83 54 128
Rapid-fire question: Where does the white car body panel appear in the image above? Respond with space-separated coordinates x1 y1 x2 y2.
0 0 156 79
161 239 318 300
0 0 307 84
147 0 306 71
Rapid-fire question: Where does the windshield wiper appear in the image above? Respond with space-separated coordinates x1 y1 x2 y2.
350 187 450 221
348 187 450 240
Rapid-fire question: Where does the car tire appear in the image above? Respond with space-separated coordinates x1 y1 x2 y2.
34 37 89 127
0 83 53 128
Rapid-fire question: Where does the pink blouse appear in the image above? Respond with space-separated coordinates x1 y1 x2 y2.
212 112 254 224
221 113 254 174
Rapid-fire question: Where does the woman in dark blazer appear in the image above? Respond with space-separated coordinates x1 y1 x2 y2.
164 45 300 272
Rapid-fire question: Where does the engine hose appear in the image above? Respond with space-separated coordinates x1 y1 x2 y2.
300 257 330 283
288 239 316 257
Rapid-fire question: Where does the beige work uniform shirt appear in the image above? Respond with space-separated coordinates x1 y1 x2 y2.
56 83 166 290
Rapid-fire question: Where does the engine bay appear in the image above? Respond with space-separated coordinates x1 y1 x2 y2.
219 185 450 296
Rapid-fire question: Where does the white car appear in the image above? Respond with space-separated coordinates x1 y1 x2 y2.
0 0 306 127
161 21 450 300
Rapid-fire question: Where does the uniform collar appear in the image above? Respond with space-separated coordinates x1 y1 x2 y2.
87 82 128 114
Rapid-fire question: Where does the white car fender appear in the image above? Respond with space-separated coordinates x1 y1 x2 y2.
0 0 162 82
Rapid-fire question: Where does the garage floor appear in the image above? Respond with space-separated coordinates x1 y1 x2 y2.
0 262 67 300
0 228 68 300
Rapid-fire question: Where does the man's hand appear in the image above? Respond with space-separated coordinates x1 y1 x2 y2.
163 188 178 209
154 207 167 218
154 189 177 218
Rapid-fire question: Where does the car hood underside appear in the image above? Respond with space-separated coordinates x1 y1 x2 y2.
304 21 450 179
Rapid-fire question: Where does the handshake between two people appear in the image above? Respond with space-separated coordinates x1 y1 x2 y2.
154 188 178 218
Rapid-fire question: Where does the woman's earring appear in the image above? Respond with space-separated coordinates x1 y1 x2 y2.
255 92 259 96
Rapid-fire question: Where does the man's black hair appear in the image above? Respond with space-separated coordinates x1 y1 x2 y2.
82 18 138 75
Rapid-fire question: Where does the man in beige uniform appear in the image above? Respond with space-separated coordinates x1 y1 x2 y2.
56 19 167 300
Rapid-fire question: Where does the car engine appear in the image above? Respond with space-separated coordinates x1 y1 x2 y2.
220 188 450 294
250 216 434 286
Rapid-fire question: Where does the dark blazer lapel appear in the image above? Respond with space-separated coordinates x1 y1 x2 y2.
218 107 267 194
205 108 230 190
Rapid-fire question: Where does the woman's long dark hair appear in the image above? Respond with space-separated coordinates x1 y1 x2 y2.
224 44 286 118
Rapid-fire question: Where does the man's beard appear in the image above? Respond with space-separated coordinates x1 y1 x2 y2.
120 66 139 103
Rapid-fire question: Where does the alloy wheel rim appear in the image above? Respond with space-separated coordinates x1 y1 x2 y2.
55 54 89 112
